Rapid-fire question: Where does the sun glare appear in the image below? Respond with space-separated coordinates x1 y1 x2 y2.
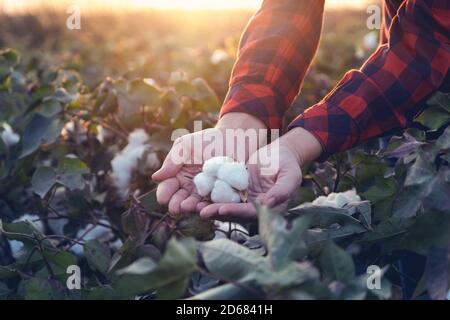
0 0 375 13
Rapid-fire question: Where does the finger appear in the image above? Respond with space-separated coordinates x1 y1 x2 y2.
168 189 190 215
180 194 202 213
152 139 187 182
217 203 258 219
199 203 222 219
262 167 302 207
196 201 209 212
199 203 257 220
156 178 179 205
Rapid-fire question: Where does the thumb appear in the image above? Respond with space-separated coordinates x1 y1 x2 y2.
262 166 302 208
152 141 187 181
151 156 183 182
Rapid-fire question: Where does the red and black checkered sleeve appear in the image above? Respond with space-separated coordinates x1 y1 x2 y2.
289 0 450 161
220 0 325 129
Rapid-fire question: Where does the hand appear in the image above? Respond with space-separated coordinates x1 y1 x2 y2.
151 113 266 215
198 127 323 221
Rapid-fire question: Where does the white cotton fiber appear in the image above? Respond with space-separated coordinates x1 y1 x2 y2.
217 162 249 191
1 122 20 147
193 172 216 197
211 180 241 204
202 156 234 177
312 189 361 208
111 129 159 199
70 219 111 256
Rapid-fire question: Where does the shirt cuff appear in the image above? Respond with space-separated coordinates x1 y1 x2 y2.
220 83 286 129
288 101 360 161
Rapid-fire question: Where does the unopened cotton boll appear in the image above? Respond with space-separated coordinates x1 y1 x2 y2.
193 172 216 197
202 156 234 177
211 180 241 203
217 162 249 191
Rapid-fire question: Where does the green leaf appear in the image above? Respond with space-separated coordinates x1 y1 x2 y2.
399 211 450 255
56 157 89 191
128 78 161 107
359 216 413 243
0 48 20 66
23 278 64 300
415 106 450 131
116 257 157 275
84 239 112 275
426 91 450 113
31 166 57 198
201 238 265 281
36 99 62 117
319 241 355 283
259 206 312 269
114 237 197 299
189 283 254 300
21 114 63 158
361 177 397 203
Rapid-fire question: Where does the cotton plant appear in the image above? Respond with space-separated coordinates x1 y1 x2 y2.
111 129 160 200
193 156 249 203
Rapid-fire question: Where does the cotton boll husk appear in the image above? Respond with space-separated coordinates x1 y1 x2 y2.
211 180 241 203
217 162 249 191
193 172 216 197
1 122 20 147
203 156 234 177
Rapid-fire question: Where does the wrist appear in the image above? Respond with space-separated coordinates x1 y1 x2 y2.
279 127 323 167
216 112 267 131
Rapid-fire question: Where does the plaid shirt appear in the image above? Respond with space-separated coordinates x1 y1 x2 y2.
220 0 450 160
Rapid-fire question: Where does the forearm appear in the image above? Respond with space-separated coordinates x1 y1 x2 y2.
220 0 324 129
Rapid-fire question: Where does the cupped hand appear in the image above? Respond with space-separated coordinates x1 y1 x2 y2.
198 127 323 221
151 113 267 215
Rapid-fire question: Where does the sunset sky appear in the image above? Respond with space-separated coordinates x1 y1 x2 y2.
1 0 376 13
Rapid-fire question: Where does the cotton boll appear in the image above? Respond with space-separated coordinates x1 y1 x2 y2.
70 219 111 256
193 172 216 197
334 193 350 208
342 189 361 203
211 180 241 203
217 162 249 191
211 49 229 65
127 129 149 147
111 129 150 199
9 240 24 258
145 152 160 170
203 156 234 177
312 196 327 206
1 122 20 147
